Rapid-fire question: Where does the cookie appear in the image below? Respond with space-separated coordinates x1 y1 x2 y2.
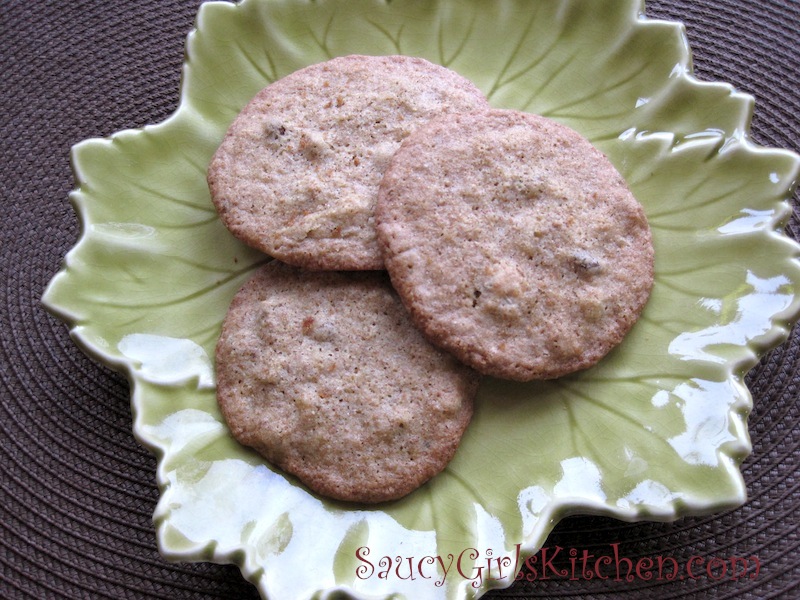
215 261 479 503
376 109 654 381
208 55 489 271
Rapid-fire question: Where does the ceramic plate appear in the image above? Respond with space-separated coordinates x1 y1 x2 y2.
42 0 800 598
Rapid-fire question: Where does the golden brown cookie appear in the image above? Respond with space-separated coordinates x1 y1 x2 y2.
215 261 479 503
208 55 489 271
376 109 654 381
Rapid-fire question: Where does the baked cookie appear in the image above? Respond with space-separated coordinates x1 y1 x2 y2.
215 261 479 503
376 109 654 381
208 55 489 271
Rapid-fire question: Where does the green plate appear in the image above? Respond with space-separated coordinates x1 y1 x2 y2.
42 0 800 598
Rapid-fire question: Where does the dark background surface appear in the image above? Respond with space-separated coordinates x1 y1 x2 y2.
2 0 798 598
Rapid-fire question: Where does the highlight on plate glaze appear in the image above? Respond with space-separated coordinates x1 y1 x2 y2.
42 0 800 598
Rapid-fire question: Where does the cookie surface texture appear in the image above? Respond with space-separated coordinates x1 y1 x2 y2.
215 261 479 503
208 55 489 270
376 109 654 381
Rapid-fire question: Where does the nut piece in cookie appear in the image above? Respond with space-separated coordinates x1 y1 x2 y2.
215 261 479 503
208 55 489 271
376 108 654 381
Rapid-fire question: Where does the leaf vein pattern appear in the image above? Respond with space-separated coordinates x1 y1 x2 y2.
517 50 579 111
153 214 221 230
367 19 404 54
234 36 278 83
564 400 613 467
443 468 490 508
94 259 269 310
546 60 651 116
486 4 544 100
557 380 677 455
436 13 476 68
126 182 216 215
308 12 337 59
648 188 737 220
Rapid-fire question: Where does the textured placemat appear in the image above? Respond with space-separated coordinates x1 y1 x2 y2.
1 0 798 598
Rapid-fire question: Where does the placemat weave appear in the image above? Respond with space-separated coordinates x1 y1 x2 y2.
1 0 797 598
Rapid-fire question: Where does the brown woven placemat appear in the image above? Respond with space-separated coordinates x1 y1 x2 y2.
1 0 798 598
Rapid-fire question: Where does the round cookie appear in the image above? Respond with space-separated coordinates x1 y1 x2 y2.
208 55 489 271
376 109 654 381
215 261 479 503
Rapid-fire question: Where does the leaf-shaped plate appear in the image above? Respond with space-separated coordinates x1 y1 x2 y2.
42 0 800 598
